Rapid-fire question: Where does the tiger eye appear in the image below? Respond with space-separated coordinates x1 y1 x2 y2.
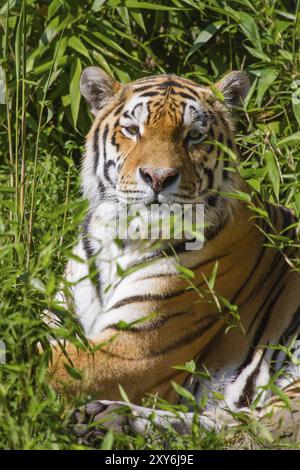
126 125 139 135
188 129 203 140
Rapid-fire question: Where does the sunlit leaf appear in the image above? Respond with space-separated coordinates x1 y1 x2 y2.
172 381 195 402
69 58 82 128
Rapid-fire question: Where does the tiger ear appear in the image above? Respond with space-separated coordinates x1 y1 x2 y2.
80 66 121 116
215 71 250 108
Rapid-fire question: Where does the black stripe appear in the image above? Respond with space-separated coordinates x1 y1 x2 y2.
111 129 120 151
206 143 214 153
172 91 199 101
113 101 125 116
204 216 229 241
241 242 287 315
246 257 288 334
282 205 293 226
93 125 100 174
97 177 106 198
175 76 204 88
217 112 229 130
82 212 93 258
279 305 300 344
214 133 223 170
238 284 286 373
132 84 159 92
122 111 131 119
154 316 219 357
131 102 143 119
280 205 296 238
102 124 113 185
266 202 276 230
133 76 162 84
109 288 191 311
231 223 268 305
139 91 162 98
182 251 230 271
109 309 191 332
205 193 219 207
81 213 102 303
207 110 217 125
204 168 214 189
98 316 219 361
222 168 229 180
237 347 267 408
139 272 181 281
105 159 116 182
109 262 234 306
157 81 201 100
108 260 235 311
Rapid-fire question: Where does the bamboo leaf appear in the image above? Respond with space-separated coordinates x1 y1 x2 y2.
101 430 114 450
265 151 280 200
118 384 130 403
277 132 300 146
186 21 224 61
69 58 82 129
64 363 83 381
294 193 300 217
172 381 195 402
256 68 278 107
269 384 291 410
131 10 146 32
244 45 271 62
125 1 182 10
225 8 262 51
92 0 106 12
68 37 91 61
92 31 140 61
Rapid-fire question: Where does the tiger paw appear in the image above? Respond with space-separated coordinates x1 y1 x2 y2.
72 400 131 445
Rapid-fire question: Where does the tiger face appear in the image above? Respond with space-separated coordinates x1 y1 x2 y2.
80 68 249 230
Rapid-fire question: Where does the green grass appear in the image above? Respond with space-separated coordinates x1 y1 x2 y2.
0 0 300 450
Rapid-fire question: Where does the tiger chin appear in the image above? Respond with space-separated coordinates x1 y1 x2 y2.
48 67 300 441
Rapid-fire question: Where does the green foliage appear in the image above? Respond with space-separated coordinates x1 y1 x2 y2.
0 0 299 450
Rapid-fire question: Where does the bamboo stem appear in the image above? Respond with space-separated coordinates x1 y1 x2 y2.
19 1 27 230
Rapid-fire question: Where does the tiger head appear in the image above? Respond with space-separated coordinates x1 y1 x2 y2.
80 67 250 234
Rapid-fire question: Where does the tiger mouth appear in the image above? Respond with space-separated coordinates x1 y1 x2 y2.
116 186 201 207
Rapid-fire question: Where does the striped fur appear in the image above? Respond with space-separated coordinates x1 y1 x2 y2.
49 69 300 430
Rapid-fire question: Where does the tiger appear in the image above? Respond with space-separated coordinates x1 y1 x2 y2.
48 66 300 439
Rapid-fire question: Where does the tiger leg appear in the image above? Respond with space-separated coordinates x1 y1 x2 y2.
72 399 228 442
73 394 300 446
46 239 114 397
43 239 103 336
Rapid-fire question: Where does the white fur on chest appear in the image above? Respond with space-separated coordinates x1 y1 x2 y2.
65 206 193 338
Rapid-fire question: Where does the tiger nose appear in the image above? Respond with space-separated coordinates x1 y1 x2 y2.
139 167 180 192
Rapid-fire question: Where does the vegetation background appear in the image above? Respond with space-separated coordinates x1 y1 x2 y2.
0 0 300 450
